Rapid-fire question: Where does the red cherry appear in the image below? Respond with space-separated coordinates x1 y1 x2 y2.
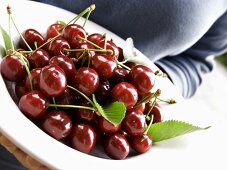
104 133 129 160
94 80 111 104
70 123 97 154
15 80 28 99
19 28 45 50
46 23 64 39
0 55 26 82
25 68 41 91
87 33 104 45
41 110 72 140
109 68 129 86
98 40 120 59
27 49 50 69
55 88 74 105
129 65 155 94
91 54 117 79
49 55 76 80
122 111 146 136
76 108 98 123
19 90 49 119
145 103 163 123
98 117 121 134
47 38 71 57
71 67 99 97
111 82 138 109
39 65 67 97
130 134 152 153
62 24 86 48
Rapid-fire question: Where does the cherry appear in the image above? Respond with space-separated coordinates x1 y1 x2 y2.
70 123 97 154
94 80 110 104
47 37 71 57
55 88 74 105
109 68 129 86
15 80 28 99
129 65 155 94
39 65 67 97
62 24 86 48
27 49 50 69
41 110 72 140
98 40 120 59
49 55 76 80
145 103 163 123
0 55 26 82
130 134 152 153
87 33 104 45
104 133 129 160
122 111 146 136
76 101 98 122
132 103 146 113
25 68 41 91
98 117 121 134
19 90 49 119
19 28 45 50
71 67 99 97
91 54 117 79
46 23 64 39
111 82 138 109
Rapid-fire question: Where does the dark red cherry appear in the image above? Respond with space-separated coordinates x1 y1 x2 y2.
46 23 64 39
145 103 163 123
117 47 124 62
71 67 99 97
111 82 138 109
98 117 121 134
130 134 152 153
91 54 117 79
127 103 146 114
0 55 26 82
98 40 120 59
39 65 67 97
104 133 129 160
109 68 129 86
122 111 146 136
94 80 110 104
87 33 105 45
27 49 50 69
62 24 86 48
70 123 97 154
19 28 45 50
41 110 72 140
19 90 49 119
25 68 41 91
47 38 70 56
76 101 98 122
129 65 155 94
15 80 28 99
49 55 76 80
55 88 74 105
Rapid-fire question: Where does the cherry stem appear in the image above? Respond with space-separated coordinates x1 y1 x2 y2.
7 6 15 51
83 8 92 28
37 34 61 50
134 93 155 108
66 4 96 26
64 48 112 54
48 104 96 111
145 89 161 118
103 33 107 50
67 85 95 107
52 97 57 110
76 35 103 50
144 114 154 135
156 97 176 104
116 60 131 71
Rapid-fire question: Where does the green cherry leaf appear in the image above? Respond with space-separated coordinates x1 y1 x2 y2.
0 25 15 53
148 120 210 143
92 94 126 126
0 44 6 58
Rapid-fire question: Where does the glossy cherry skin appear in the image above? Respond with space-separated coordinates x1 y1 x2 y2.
76 108 98 123
15 80 28 99
27 49 50 69
47 38 71 57
145 103 163 123
87 33 105 45
130 134 152 153
104 133 130 160
70 123 97 154
129 65 155 94
109 68 129 86
71 67 99 97
122 111 146 136
98 40 120 59
91 54 117 79
111 82 138 109
98 117 121 134
49 55 76 80
19 90 49 119
55 88 74 105
62 24 86 48
0 55 26 82
25 68 41 91
46 23 64 39
41 110 72 140
39 65 67 97
94 80 111 104
19 29 45 50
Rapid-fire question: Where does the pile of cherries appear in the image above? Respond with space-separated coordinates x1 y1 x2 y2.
0 12 164 160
